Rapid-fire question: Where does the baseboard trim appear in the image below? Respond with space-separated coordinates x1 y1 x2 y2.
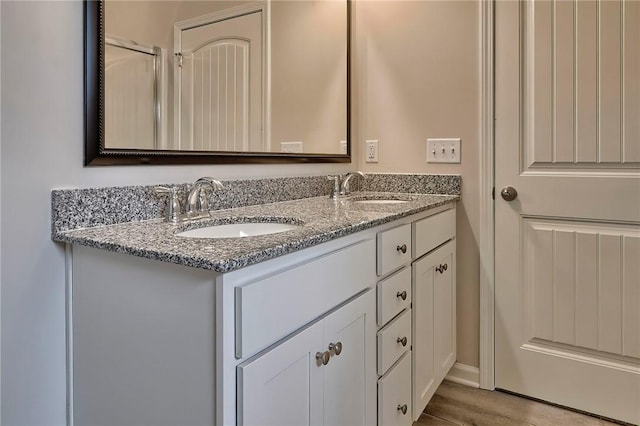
445 362 480 388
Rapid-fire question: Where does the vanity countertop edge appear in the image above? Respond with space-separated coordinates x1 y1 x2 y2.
53 192 459 273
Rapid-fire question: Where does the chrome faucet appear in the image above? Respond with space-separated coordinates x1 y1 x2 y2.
327 171 366 199
186 177 224 218
340 171 365 196
155 177 224 223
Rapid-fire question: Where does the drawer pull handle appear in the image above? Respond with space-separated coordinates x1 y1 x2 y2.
396 290 407 301
329 341 343 356
316 351 330 366
396 244 407 254
397 336 408 347
397 404 408 415
436 263 448 274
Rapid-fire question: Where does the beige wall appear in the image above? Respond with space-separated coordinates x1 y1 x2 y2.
353 0 481 368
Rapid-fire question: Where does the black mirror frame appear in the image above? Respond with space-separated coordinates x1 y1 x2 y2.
84 0 351 166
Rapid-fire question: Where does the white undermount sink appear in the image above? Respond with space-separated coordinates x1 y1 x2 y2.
349 195 411 204
176 222 301 238
353 199 409 204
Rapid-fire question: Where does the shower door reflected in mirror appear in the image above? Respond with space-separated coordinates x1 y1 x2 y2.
105 38 162 150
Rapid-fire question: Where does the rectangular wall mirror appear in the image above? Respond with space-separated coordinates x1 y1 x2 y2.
84 0 350 165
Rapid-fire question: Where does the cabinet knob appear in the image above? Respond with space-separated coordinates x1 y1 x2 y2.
396 290 407 301
397 336 408 347
396 244 407 254
316 351 330 366
397 404 408 415
436 263 448 274
329 341 343 356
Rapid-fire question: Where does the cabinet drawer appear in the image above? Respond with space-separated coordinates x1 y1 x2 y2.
377 309 411 375
236 239 376 358
377 224 412 276
378 351 412 426
377 267 411 327
413 207 455 259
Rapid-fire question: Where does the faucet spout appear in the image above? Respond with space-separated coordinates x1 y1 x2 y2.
187 177 224 218
340 171 365 196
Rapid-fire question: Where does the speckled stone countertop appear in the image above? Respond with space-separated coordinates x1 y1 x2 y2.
54 192 458 273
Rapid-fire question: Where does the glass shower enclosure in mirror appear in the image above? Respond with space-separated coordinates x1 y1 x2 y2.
85 0 350 165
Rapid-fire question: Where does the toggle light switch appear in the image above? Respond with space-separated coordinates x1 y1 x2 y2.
426 138 461 163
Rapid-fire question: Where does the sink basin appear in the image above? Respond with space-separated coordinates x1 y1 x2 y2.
176 222 301 238
353 199 409 204
348 195 412 205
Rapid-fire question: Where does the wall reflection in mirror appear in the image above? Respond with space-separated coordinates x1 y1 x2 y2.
103 0 347 155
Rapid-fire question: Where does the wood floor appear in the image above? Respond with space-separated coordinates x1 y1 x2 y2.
414 381 622 426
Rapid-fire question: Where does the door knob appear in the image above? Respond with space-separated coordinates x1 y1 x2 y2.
397 404 408 415
316 351 330 366
500 186 518 201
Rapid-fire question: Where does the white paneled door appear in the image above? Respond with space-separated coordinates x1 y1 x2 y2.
177 11 263 152
495 1 640 424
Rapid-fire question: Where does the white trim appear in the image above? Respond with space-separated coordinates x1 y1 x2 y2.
65 244 74 426
479 0 496 390
445 362 481 388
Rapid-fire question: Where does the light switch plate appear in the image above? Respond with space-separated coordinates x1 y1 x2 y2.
426 138 461 163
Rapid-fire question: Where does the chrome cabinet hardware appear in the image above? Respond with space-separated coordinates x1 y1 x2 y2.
397 336 408 347
396 244 407 254
396 290 407 301
500 186 518 201
316 351 330 366
397 404 408 415
436 263 448 274
329 341 343 356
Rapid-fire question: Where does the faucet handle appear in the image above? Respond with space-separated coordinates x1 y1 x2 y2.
327 175 341 199
154 186 182 224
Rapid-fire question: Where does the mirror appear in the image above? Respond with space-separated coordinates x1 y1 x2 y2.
84 0 350 165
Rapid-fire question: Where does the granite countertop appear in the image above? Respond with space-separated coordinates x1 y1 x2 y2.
55 192 458 273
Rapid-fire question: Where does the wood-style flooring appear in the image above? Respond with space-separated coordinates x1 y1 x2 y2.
414 381 622 426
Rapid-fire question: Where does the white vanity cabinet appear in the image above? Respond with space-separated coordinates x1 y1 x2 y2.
70 233 377 426
411 208 457 420
238 290 374 426
67 201 456 426
374 205 456 426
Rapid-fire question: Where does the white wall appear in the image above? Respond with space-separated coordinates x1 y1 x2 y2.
0 1 351 424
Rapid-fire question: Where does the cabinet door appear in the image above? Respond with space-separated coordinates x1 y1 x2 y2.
323 290 376 426
411 241 456 420
238 322 324 426
433 244 456 381
411 252 435 420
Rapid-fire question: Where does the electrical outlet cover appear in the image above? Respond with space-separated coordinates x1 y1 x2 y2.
365 140 378 163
